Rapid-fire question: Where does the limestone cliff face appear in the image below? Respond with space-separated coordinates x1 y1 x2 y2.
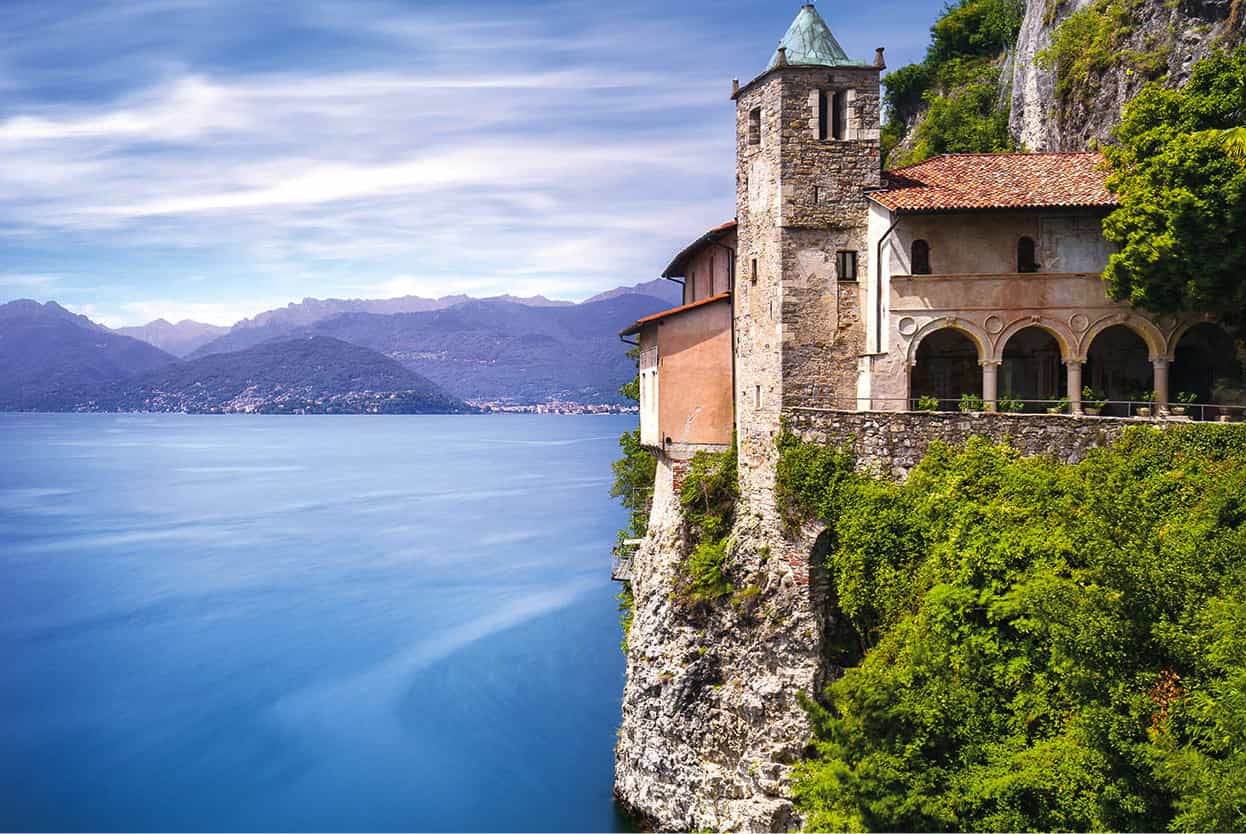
614 455 827 832
1010 0 1240 150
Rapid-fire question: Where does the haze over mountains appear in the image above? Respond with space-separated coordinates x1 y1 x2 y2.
115 319 229 357
0 279 683 413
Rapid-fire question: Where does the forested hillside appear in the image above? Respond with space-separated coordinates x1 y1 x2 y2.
883 0 1242 164
882 0 1023 166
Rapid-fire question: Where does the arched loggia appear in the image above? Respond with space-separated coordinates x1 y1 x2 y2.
1171 323 1246 418
910 327 983 409
1085 325 1153 415
999 326 1067 411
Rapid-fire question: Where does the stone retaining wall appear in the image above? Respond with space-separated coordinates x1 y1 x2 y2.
786 408 1148 478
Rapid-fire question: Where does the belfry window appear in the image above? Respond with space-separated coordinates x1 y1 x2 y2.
1018 236 1038 273
831 91 846 140
911 239 931 275
748 107 761 145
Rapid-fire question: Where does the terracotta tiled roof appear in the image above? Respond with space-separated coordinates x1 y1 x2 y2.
662 220 737 279
620 293 731 337
868 152 1116 213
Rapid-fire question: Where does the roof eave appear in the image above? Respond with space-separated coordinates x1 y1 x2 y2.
619 293 732 337
661 222 737 278
866 193 1118 214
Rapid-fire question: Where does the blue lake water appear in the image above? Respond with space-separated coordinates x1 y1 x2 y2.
0 413 634 832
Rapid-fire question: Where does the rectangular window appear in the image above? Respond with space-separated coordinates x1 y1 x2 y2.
831 91 846 140
837 250 858 281
754 385 761 409
817 90 828 141
812 185 820 205
748 107 761 145
750 257 758 283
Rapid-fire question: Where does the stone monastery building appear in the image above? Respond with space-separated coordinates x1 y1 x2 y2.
622 3 1240 489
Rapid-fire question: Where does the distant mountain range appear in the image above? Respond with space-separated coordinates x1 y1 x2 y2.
86 335 467 414
0 280 684 413
115 318 229 357
0 301 177 410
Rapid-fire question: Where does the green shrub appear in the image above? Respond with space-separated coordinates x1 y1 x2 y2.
617 582 634 653
790 426 1246 832
880 0 1022 166
959 392 985 412
999 393 1024 412
610 347 655 546
679 442 738 544
1038 0 1172 109
775 428 859 531
675 440 739 607
685 539 733 604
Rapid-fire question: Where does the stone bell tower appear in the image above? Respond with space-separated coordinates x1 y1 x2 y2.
731 3 883 508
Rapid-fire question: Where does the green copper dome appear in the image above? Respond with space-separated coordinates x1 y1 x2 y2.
767 4 868 69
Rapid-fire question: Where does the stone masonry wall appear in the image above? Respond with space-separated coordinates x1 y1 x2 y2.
734 73 786 515
787 408 1141 479
733 65 882 520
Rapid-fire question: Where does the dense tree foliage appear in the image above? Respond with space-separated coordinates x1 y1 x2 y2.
1102 46 1246 317
881 0 1022 166
781 426 1246 831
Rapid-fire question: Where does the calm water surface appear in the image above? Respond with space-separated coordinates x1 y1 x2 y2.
0 414 633 832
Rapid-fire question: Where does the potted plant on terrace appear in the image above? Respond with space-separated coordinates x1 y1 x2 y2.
1082 386 1107 416
999 394 1024 413
1172 391 1197 416
959 393 985 414
1134 389 1156 418
916 394 939 411
1047 396 1069 415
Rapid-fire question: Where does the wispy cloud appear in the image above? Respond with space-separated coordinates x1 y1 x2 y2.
0 0 942 326
0 272 64 287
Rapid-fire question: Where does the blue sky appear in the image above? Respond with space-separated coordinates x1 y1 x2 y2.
0 0 945 327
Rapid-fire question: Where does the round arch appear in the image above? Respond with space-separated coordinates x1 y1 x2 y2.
1084 323 1155 413
905 317 990 367
998 324 1069 410
908 322 985 409
1171 322 1246 416
1079 314 1166 362
992 318 1074 363
1164 314 1220 361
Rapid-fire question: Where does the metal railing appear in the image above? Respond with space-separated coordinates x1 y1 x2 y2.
789 394 1246 422
612 539 642 582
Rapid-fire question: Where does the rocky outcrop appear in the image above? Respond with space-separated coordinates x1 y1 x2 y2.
1010 0 1241 150
614 454 828 832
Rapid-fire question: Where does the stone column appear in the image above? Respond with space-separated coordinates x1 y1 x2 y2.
1066 359 1084 415
1153 356 1170 415
981 360 1000 412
